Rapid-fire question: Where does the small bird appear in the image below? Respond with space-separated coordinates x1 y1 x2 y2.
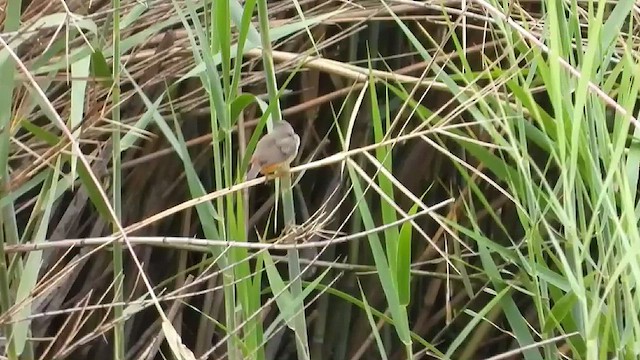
246 120 300 180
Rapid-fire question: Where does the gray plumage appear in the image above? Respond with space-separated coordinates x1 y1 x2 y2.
246 120 300 180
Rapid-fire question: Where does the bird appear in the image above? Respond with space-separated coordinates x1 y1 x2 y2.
246 120 300 180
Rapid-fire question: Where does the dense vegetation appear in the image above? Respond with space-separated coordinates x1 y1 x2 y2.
0 0 638 359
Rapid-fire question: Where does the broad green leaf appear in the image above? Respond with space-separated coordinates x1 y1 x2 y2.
347 163 411 347
230 94 257 127
90 50 113 88
19 120 58 146
544 292 578 333
397 202 419 306
262 252 296 330
14 163 60 354
76 156 112 221
70 55 91 180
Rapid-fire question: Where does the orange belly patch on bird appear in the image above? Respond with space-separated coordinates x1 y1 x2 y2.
260 163 283 175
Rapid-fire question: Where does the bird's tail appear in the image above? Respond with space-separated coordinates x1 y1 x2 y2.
246 163 260 180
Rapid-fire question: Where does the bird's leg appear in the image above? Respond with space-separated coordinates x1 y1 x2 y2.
264 172 280 181
266 165 291 181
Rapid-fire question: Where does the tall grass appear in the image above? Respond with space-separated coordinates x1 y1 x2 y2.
0 0 638 359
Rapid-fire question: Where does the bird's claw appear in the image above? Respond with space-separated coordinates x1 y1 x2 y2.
265 170 288 181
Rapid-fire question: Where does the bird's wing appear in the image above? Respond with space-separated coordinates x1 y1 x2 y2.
275 134 300 157
252 135 276 164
